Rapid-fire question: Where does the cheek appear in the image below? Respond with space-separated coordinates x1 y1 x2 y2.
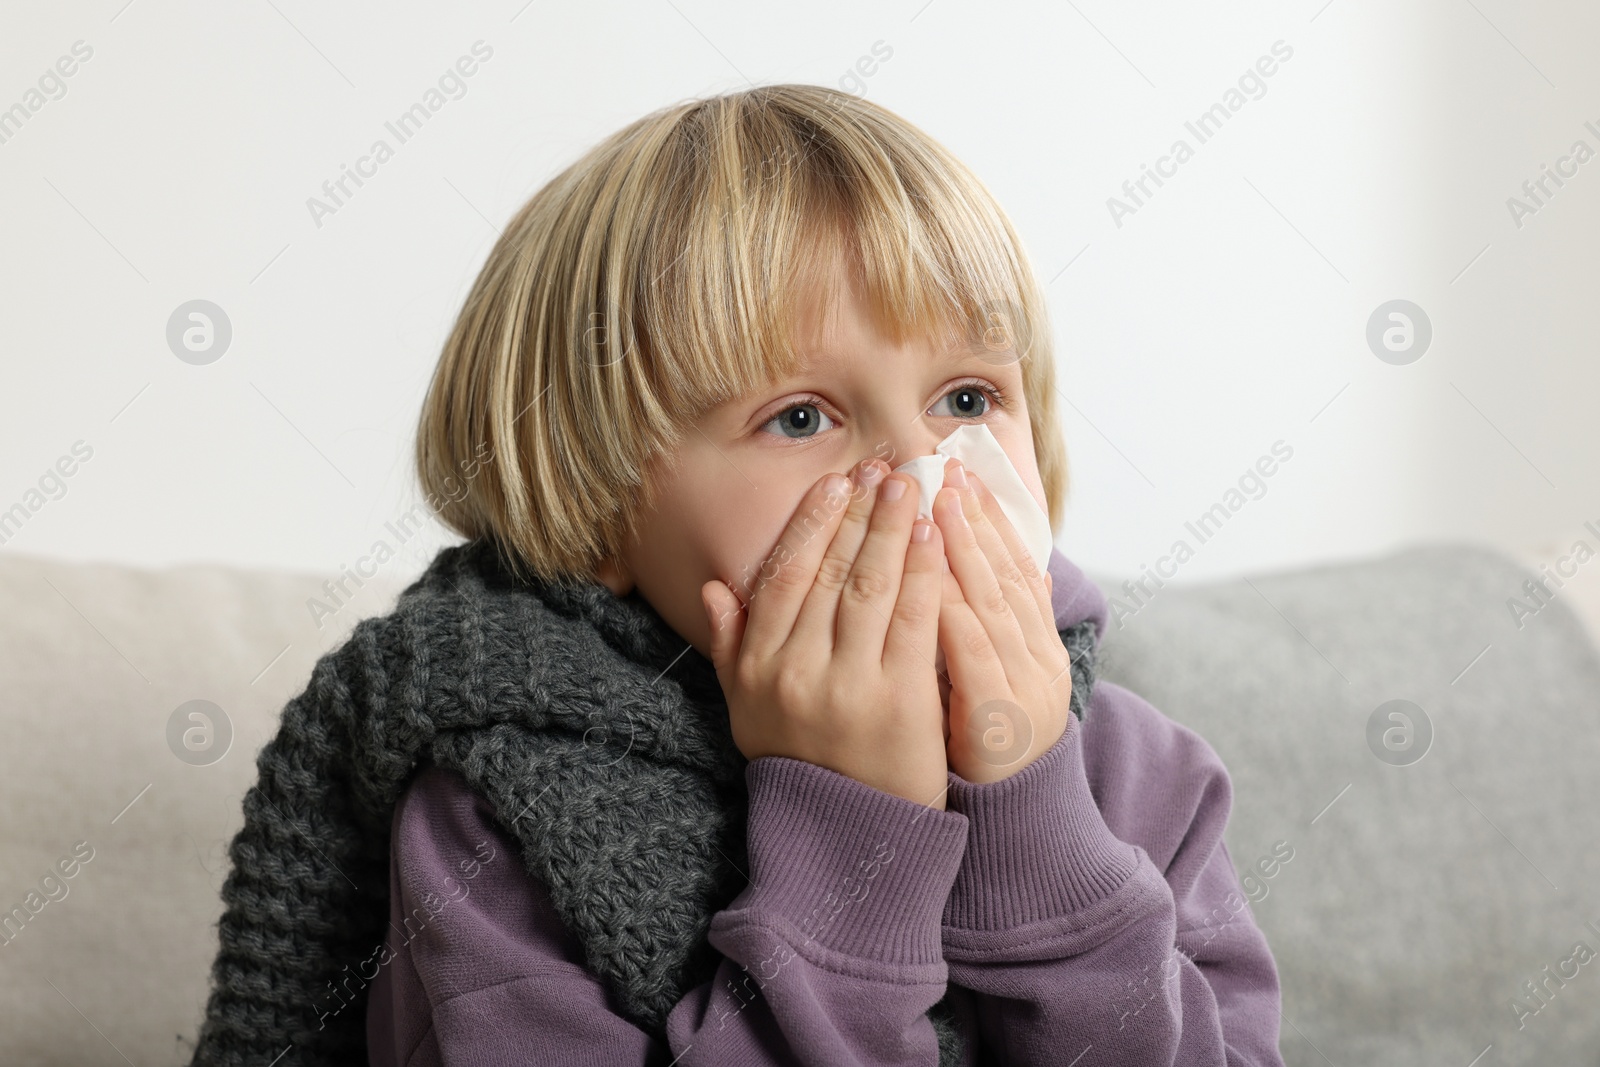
674 472 815 598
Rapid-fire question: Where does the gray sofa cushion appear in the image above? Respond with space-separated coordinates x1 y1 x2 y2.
1090 543 1600 1066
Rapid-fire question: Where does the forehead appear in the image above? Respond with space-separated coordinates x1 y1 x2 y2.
788 270 969 371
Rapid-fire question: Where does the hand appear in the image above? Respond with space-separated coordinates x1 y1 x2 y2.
933 460 1071 785
701 458 952 809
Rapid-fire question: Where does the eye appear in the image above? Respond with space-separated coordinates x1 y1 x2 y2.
930 382 1000 419
760 401 836 439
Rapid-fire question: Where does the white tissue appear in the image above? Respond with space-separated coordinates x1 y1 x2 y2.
892 424 1054 576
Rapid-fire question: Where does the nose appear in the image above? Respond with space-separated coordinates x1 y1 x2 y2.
851 424 948 483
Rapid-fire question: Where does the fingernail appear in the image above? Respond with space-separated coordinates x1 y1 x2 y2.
911 519 932 543
823 474 849 497
856 461 884 487
946 460 967 488
939 487 967 526
880 476 906 502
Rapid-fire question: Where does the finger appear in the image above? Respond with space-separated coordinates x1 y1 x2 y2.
834 469 920 668
882 517 944 680
790 458 888 649
947 463 1049 646
965 469 1054 635
933 483 1033 674
944 464 1056 663
701 578 747 677
739 470 853 661
937 569 1010 701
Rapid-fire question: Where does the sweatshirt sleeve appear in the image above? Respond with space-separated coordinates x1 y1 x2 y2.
365 757 971 1067
937 681 1285 1067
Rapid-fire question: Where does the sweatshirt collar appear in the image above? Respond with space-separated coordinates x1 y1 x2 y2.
1049 545 1107 650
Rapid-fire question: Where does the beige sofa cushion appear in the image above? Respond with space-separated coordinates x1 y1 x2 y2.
0 550 412 1066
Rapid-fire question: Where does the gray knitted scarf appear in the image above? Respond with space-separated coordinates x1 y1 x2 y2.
189 536 1099 1066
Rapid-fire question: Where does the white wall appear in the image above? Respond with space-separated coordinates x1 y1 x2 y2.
2 0 1596 593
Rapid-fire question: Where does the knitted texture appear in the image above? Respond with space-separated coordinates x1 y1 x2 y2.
188 537 1100 1066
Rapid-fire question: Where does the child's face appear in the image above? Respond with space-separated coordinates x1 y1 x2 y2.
601 276 1046 662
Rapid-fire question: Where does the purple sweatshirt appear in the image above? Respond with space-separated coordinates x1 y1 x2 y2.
365 549 1285 1066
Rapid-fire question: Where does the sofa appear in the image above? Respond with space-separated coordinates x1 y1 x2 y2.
2 540 1597 1065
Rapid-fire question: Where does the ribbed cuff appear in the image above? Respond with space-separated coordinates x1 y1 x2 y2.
942 720 1139 933
733 756 970 966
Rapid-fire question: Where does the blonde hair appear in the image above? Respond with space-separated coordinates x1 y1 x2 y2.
414 83 1067 585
